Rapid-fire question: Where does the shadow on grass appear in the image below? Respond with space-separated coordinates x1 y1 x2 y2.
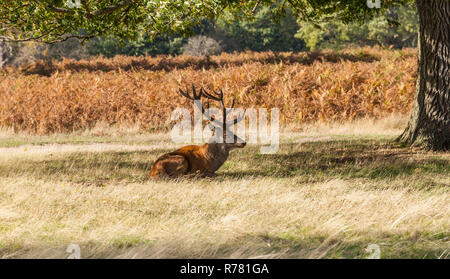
1 231 447 259
20 50 380 76
0 149 165 184
223 140 450 187
0 139 449 186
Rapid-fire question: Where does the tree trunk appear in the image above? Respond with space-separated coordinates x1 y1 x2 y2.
397 0 450 150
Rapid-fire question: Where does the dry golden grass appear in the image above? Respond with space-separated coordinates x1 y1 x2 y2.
0 48 446 258
0 47 416 133
0 117 448 259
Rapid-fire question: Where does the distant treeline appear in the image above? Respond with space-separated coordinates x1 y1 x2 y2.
0 4 417 66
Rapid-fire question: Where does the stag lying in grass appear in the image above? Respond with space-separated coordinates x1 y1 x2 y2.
149 85 246 178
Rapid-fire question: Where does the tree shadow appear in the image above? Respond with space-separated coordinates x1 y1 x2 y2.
19 50 380 76
2 231 446 258
1 139 448 188
222 140 450 188
0 149 168 184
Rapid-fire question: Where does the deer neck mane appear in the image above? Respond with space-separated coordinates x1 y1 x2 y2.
203 142 229 172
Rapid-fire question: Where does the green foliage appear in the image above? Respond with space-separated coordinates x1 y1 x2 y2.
84 9 304 57
0 1 411 44
0 0 222 43
0 1 418 60
216 7 304 52
296 4 418 50
87 35 185 57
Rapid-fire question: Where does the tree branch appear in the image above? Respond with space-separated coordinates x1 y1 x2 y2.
32 0 132 17
0 32 95 44
48 5 73 14
251 0 262 15
80 0 92 17
29 0 73 14
92 0 133 16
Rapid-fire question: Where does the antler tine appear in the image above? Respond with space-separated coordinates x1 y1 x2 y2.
192 84 202 100
178 84 203 100
226 111 245 126
217 88 225 111
201 87 222 101
224 95 244 126
226 96 236 114
230 96 235 109
193 95 223 127
178 87 193 100
178 84 223 126
213 88 224 99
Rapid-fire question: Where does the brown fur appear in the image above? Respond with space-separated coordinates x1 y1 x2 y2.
150 85 246 178
149 141 245 178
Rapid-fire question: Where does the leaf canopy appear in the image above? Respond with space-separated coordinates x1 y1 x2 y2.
0 0 411 43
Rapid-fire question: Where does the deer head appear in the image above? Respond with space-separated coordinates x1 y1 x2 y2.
178 84 246 150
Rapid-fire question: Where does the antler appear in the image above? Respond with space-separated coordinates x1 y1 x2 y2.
178 84 202 100
201 87 245 128
178 84 245 130
178 84 222 126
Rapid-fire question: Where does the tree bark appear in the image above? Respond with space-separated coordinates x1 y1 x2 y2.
397 0 450 150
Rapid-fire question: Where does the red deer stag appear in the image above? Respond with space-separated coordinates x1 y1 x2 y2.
149 85 246 178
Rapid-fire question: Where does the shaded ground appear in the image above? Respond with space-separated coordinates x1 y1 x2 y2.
1 138 448 189
0 132 448 259
17 50 380 76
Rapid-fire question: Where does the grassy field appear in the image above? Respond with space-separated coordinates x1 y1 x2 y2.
0 116 448 259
